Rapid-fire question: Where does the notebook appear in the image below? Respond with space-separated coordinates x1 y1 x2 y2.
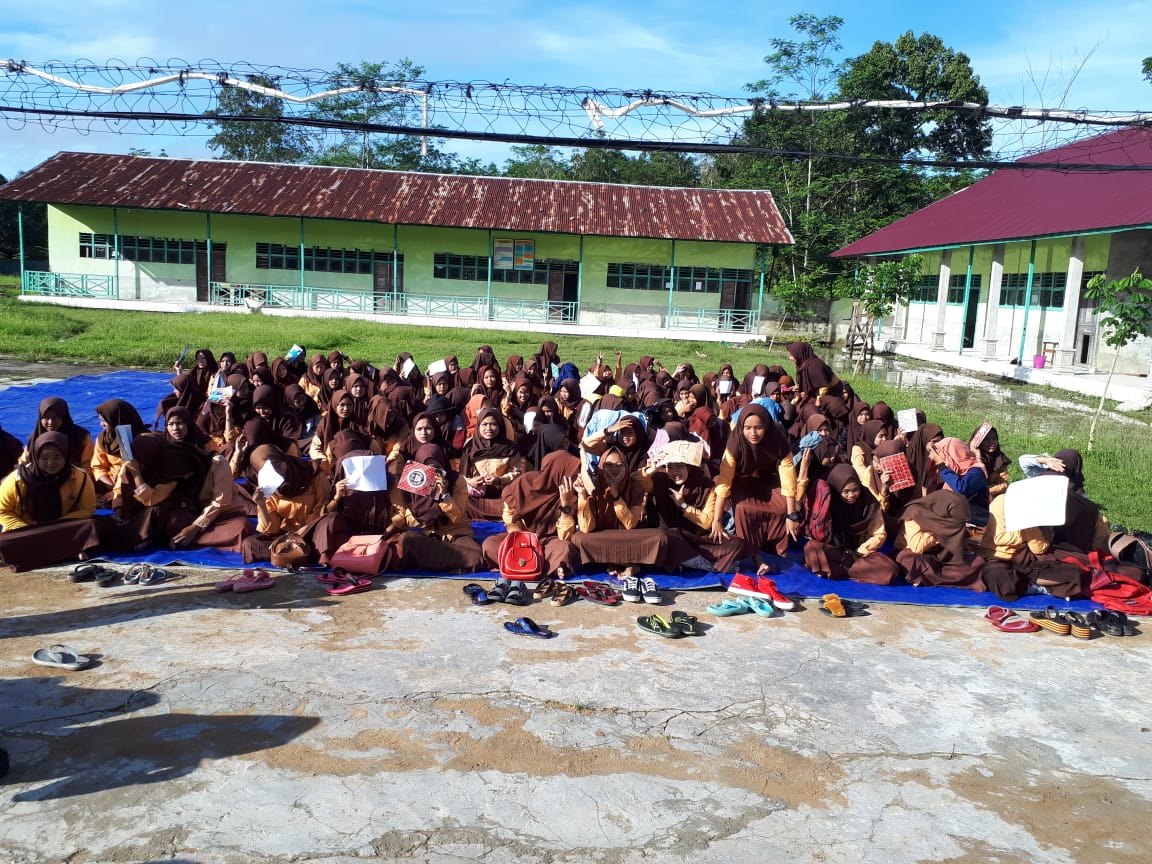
398 461 438 497
877 452 916 491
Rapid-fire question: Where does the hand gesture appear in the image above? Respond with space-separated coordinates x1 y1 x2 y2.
333 479 348 500
558 476 577 507
709 518 730 544
669 485 686 506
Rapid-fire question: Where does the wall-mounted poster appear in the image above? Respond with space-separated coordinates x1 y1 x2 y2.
493 238 514 270
514 239 535 271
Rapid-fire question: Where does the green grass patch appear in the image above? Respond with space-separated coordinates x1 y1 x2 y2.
2 296 1147 529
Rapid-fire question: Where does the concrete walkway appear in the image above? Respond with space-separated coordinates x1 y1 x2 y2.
2 565 1150 863
889 342 1152 406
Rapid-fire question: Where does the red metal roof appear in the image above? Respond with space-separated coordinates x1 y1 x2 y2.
0 152 792 245
833 127 1152 257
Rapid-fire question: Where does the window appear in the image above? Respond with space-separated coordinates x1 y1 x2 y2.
909 273 983 304
80 232 197 264
607 263 753 294
255 243 399 274
433 253 579 283
1000 272 1066 309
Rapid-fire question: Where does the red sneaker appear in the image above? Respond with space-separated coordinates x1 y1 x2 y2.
727 572 761 598
756 577 795 611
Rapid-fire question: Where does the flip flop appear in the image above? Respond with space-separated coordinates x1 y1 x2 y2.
462 583 489 605
550 582 576 607
708 597 754 617
234 570 276 593
71 563 98 583
95 567 121 588
1029 607 1072 635
326 575 373 596
575 581 622 606
504 583 530 606
1089 610 1135 637
985 607 1040 633
746 597 779 618
215 570 254 592
32 644 90 671
669 610 700 636
1065 612 1097 639
532 578 556 601
504 617 556 639
315 569 350 585
636 614 684 638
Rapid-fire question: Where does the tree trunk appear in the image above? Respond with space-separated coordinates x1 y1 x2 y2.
1087 349 1119 452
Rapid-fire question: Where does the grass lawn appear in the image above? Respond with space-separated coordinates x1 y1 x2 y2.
2 289 1149 531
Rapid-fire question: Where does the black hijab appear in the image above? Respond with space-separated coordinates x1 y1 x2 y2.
95 398 148 458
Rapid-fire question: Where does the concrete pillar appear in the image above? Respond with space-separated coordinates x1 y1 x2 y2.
981 244 1004 358
1056 236 1085 369
932 250 952 349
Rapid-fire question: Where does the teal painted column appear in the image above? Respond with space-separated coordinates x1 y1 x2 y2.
486 229 493 318
112 207 120 299
392 224 400 312
666 239 676 330
205 213 213 304
577 235 584 323
16 203 25 293
1017 240 1038 364
298 218 306 306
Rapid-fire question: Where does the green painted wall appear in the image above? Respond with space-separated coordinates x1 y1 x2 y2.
46 205 760 310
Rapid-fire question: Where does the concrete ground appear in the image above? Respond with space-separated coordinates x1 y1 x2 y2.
2 564 1150 864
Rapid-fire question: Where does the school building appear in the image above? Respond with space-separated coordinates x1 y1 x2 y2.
832 127 1152 375
0 152 792 340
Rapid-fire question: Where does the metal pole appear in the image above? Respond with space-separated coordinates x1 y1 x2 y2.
1016 240 1037 364
16 203 25 293
112 207 120 299
666 239 676 330
486 230 493 319
205 212 213 304
576 234 583 323
392 223 399 312
298 217 306 306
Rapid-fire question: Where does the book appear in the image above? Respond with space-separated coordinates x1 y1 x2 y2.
398 461 439 497
285 344 305 362
970 422 993 449
114 425 135 462
651 440 705 468
877 452 916 491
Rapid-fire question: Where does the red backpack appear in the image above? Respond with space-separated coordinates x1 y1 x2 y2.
1090 574 1152 615
498 531 545 581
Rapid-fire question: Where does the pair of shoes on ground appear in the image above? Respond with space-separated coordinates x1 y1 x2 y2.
574 581 622 606
125 563 175 586
316 569 373 596
708 595 779 617
532 578 577 606
31 644 92 671
819 594 870 618
488 578 530 605
621 575 661 605
637 610 699 638
72 563 121 587
216 568 276 594
727 573 796 611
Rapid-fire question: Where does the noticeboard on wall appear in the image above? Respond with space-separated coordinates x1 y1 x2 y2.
514 239 535 271
493 238 514 270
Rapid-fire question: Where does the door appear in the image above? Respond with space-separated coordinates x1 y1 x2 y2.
195 243 227 302
547 270 568 321
373 258 404 313
961 283 980 349
1076 293 1098 366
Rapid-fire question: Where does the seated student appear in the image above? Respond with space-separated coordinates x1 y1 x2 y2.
309 389 367 471
311 430 393 565
970 425 1010 499
24 397 94 473
570 446 671 580
91 399 148 503
906 421 944 497
711 404 801 576
480 449 582 580
861 438 920 520
173 348 217 394
251 385 301 453
459 408 525 521
977 487 1086 601
300 354 329 403
364 393 409 471
930 437 989 525
894 490 986 591
1020 449 1113 557
105 430 252 553
243 444 331 563
804 465 900 585
850 419 890 488
643 450 744 574
282 384 322 445
503 375 537 441
0 432 100 571
386 443 486 574
154 373 206 430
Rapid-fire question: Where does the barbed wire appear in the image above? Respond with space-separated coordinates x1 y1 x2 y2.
2 59 1150 166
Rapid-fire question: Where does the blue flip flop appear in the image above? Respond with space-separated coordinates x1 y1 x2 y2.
504 617 556 639
707 597 754 617
462 583 489 605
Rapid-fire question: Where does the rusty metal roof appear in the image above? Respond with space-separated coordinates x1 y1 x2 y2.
0 152 792 245
834 127 1152 258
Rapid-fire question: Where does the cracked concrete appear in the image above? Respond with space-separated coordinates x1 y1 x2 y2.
2 566 1150 863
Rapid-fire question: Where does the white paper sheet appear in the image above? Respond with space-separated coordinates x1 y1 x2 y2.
1004 474 1069 531
717 380 734 395
427 359 447 376
897 408 920 434
257 461 285 498
751 375 765 397
652 440 705 468
579 372 601 400
523 410 537 433
342 455 390 492
400 357 416 378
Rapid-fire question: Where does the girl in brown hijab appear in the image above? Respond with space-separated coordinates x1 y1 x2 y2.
0 431 100 571
155 373 206 429
309 390 366 470
243 444 331 563
906 422 944 496
301 354 328 403
502 375 537 439
894 490 985 590
804 464 899 585
311 429 394 566
92 399 148 500
645 455 744 574
25 396 94 472
459 408 525 521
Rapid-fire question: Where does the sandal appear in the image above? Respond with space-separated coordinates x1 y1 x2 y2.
1064 612 1097 640
96 567 121 588
1029 606 1072 636
985 606 1040 633
71 563 99 583
32 644 91 671
669 610 700 636
532 578 556 601
504 617 556 639
325 574 372 596
217 569 255 592
821 594 870 618
234 569 275 593
316 569 351 585
504 582 530 606
550 582 576 607
708 597 754 617
1087 610 1129 637
636 614 684 638
462 583 489 605
575 581 622 606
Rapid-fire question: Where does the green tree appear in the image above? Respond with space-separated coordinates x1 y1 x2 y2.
1143 56 1151 82
1084 269 1152 450
502 145 572 179
0 174 49 262
205 74 315 163
839 254 924 321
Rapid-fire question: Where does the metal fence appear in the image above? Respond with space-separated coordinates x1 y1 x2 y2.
669 307 759 332
22 271 118 299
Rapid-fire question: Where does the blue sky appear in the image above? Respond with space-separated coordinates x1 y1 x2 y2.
1 0 1150 177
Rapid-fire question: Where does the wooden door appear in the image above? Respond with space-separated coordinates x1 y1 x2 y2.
195 243 227 302
373 258 403 312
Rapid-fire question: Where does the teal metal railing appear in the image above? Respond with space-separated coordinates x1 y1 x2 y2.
22 271 118 299
669 307 759 332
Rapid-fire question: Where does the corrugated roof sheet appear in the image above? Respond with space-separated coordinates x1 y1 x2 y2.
833 127 1152 258
0 152 793 245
